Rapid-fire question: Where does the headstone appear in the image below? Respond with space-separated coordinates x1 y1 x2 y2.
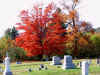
62 55 75 69
78 62 82 68
40 64 44 68
44 66 48 70
82 61 89 75
0 66 3 72
39 64 48 70
38 68 41 71
45 58 49 61
51 56 62 65
3 60 5 65
96 59 100 64
88 59 91 65
16 61 22 64
3 53 13 75
28 68 32 72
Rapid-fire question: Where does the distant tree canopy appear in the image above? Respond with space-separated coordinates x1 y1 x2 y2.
0 28 25 61
5 27 18 40
90 34 100 57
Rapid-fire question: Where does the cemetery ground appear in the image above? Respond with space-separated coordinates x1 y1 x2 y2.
0 59 100 75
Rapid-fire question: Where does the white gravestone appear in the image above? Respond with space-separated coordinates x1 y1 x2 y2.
82 61 89 75
62 55 75 69
3 54 12 75
51 56 62 65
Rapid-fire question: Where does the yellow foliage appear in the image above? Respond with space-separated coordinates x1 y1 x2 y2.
78 37 88 46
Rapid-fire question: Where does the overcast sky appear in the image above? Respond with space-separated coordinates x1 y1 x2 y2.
0 0 100 37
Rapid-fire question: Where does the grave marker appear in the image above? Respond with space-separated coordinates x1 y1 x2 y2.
51 56 62 65
82 61 89 75
88 59 91 65
40 64 44 68
3 52 13 75
0 66 3 72
62 55 75 69
96 58 100 64
78 61 82 68
28 68 32 72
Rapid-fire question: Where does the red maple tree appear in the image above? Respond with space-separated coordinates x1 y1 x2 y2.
15 3 67 57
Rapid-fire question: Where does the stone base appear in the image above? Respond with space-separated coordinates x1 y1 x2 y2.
62 66 74 69
62 64 75 69
3 72 13 75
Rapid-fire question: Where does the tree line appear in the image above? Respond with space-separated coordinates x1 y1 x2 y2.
0 0 100 61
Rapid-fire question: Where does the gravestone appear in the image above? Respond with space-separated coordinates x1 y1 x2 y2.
51 56 62 65
16 61 22 64
40 64 44 69
3 52 13 75
78 62 82 68
62 55 75 69
38 68 41 71
3 60 5 65
28 68 32 72
39 64 48 70
96 58 100 64
0 66 3 72
44 66 48 70
82 61 89 75
45 58 49 61
88 59 91 64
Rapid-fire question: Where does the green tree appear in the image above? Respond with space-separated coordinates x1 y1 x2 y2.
0 28 26 61
90 33 100 57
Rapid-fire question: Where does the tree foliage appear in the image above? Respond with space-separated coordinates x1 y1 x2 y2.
60 0 93 57
15 0 94 57
16 3 67 57
0 28 26 61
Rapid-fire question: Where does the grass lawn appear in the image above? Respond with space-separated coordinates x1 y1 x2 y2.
0 59 100 75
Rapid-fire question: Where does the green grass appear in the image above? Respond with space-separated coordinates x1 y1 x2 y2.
0 59 100 75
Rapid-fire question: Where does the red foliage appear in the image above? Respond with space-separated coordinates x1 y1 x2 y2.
16 3 67 56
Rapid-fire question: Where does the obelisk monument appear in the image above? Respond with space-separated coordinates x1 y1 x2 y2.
3 52 12 75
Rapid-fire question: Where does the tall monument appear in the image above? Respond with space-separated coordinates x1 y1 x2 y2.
3 52 12 75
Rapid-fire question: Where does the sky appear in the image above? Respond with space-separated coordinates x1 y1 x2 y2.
0 0 100 37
